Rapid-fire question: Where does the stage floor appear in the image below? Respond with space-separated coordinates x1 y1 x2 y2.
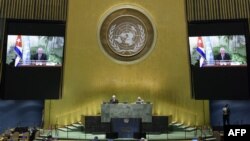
39 129 214 141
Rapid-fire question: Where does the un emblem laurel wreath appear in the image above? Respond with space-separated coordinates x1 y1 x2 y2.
108 24 145 55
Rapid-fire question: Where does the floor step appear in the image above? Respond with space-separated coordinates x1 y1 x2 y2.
58 127 72 132
205 137 217 141
173 123 184 127
72 123 84 127
169 121 177 125
179 125 189 129
66 125 78 130
77 121 83 124
185 127 197 132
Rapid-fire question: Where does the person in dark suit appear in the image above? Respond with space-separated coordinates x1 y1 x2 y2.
136 97 144 104
91 136 99 141
110 95 119 104
32 47 48 61
215 47 231 60
29 127 38 141
222 104 230 126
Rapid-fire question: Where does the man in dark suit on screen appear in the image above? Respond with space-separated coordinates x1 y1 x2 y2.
32 47 48 61
215 47 231 60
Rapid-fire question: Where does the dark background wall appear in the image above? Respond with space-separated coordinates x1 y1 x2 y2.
210 100 250 126
0 100 44 133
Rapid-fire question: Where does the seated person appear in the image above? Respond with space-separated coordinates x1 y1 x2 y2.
32 47 48 61
136 97 144 104
109 95 119 104
215 47 231 61
29 127 38 141
91 136 99 141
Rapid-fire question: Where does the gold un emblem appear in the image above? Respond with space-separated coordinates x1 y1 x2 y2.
99 5 156 62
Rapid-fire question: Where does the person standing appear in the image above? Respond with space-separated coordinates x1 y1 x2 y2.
109 95 119 104
222 104 230 126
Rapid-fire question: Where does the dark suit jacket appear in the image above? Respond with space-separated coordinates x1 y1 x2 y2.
9 59 15 67
215 53 231 60
110 99 119 104
32 53 48 60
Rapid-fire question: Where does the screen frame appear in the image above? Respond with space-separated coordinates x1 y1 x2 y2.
187 19 250 100
0 18 5 94
0 19 66 99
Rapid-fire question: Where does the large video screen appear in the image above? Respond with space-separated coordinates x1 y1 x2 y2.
189 35 247 67
188 20 250 100
0 19 65 99
6 35 64 67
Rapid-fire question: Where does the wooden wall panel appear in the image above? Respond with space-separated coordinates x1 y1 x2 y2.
0 0 67 21
186 0 250 31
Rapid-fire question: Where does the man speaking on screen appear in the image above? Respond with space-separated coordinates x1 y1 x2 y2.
32 47 48 61
215 47 231 61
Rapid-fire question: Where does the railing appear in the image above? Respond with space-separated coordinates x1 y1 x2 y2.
55 108 82 126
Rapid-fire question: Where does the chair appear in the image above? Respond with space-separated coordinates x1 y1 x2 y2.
9 132 19 141
20 132 30 141
34 131 44 140
0 136 4 141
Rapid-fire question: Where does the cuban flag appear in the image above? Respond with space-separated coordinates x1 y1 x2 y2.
14 35 22 67
196 37 206 67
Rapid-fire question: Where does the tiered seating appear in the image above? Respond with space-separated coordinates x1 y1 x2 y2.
185 127 197 132
169 121 184 131
0 127 45 141
9 131 19 141
19 132 30 141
